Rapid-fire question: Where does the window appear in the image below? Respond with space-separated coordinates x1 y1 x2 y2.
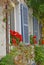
20 4 29 43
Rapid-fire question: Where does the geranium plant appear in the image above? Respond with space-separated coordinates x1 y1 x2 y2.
10 30 22 46
30 35 33 44
30 35 37 45
33 35 37 44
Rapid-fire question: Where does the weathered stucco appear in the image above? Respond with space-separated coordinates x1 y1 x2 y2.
0 7 6 58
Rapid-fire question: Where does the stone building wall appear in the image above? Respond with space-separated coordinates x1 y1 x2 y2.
0 7 6 58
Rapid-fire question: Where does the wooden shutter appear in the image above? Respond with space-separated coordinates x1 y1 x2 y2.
33 17 38 41
20 4 29 43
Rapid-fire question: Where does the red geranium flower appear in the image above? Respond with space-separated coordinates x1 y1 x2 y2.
19 35 22 41
42 40 44 45
10 30 13 35
13 31 16 34
33 35 36 38
10 30 23 45
14 32 20 38
10 30 14 36
12 38 16 43
12 38 17 46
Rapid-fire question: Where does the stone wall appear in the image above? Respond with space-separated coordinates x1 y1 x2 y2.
0 7 6 58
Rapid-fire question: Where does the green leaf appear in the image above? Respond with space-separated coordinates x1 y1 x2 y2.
3 18 6 22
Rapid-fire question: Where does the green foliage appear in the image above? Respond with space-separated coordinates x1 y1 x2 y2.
39 4 44 13
34 45 44 65
26 0 44 20
0 45 34 65
3 18 6 22
0 47 21 65
0 54 15 65
26 0 30 7
30 35 34 44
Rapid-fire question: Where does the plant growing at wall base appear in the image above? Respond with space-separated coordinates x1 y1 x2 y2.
0 54 15 65
30 35 37 45
34 45 44 65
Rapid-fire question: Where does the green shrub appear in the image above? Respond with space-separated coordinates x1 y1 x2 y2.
0 54 15 65
0 46 21 65
35 45 44 65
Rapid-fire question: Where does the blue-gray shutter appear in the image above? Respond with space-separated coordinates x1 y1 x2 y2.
33 17 38 41
20 4 29 43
